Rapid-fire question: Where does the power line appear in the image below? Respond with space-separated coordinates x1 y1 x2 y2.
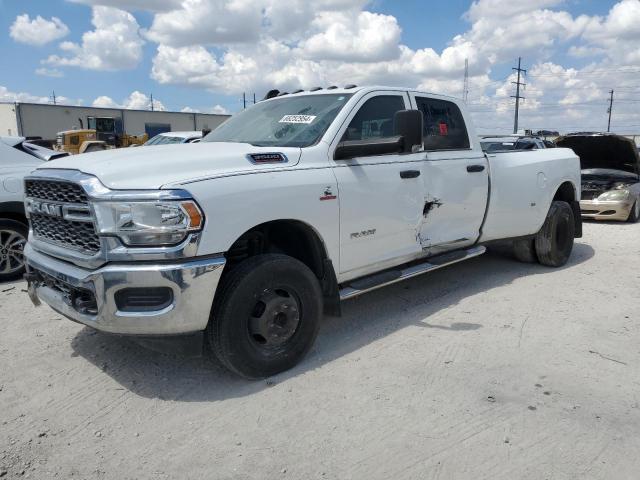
607 89 614 132
463 58 469 103
511 57 526 134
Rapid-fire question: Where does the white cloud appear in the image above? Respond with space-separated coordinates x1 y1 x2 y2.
210 104 229 114
92 95 120 108
146 0 264 46
0 85 78 105
10 14 69 46
92 91 166 110
580 0 640 63
465 0 564 22
45 7 144 71
300 11 401 62
68 0 182 11
35 67 65 78
15 0 640 133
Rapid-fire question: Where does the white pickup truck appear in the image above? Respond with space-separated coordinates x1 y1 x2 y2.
24 86 582 378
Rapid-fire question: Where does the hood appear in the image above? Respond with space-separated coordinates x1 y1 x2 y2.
556 134 640 175
581 168 639 183
36 142 302 189
1 136 26 147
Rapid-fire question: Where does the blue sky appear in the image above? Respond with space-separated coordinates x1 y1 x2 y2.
1 0 639 133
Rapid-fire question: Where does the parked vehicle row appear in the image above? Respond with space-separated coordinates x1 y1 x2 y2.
144 131 203 146
557 133 640 223
0 137 68 281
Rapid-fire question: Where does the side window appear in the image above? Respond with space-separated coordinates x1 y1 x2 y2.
415 97 470 151
341 96 405 142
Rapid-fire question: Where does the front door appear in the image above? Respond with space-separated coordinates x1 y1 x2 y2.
409 94 489 253
330 91 424 279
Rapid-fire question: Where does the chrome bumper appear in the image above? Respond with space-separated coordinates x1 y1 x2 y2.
580 199 633 221
24 244 226 335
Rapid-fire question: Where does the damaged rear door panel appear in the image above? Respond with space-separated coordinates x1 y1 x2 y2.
409 93 489 253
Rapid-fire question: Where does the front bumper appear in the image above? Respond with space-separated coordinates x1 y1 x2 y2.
24 244 226 335
580 199 633 221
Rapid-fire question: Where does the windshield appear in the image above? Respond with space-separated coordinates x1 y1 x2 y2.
203 94 353 147
145 135 186 146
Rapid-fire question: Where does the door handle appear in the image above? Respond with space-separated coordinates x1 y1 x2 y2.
400 170 420 179
466 165 485 173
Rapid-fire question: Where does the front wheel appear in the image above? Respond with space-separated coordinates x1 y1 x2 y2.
0 219 28 282
535 201 575 267
207 254 323 379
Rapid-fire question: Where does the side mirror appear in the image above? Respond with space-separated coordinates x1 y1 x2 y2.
334 136 404 160
394 109 423 153
333 109 424 160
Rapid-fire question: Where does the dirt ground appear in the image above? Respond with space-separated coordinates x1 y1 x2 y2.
1 221 639 480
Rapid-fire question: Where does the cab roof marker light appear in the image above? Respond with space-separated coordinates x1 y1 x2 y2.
327 86 338 90
309 87 322 91
263 89 280 100
292 89 304 94
344 84 357 89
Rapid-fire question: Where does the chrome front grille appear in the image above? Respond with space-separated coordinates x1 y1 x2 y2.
26 179 101 255
30 214 101 254
25 179 88 204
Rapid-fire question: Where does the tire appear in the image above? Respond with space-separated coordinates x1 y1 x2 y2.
535 201 575 267
0 219 28 282
207 254 323 379
627 199 640 223
513 238 536 263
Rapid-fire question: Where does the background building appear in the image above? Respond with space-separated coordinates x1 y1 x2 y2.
0 102 230 140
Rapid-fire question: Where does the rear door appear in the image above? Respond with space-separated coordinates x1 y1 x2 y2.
330 91 425 279
409 94 489 253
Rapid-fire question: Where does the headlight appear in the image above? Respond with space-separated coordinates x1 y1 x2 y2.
597 189 631 201
93 200 203 246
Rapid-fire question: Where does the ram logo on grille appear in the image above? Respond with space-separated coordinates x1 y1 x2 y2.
26 200 63 218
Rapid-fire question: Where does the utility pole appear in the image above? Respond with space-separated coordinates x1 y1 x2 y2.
51 91 57 105
150 93 155 112
607 89 614 132
463 58 469 103
242 92 246 109
253 93 256 105
511 57 527 134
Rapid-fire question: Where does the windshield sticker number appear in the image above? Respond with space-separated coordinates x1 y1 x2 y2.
279 115 317 124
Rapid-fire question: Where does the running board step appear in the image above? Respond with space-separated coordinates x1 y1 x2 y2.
339 246 486 300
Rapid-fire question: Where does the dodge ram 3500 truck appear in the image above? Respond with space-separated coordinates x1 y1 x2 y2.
23 86 582 378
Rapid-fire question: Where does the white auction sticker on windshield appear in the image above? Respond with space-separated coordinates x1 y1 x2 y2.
279 115 317 124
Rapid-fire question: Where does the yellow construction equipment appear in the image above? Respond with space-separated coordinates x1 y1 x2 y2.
55 116 148 155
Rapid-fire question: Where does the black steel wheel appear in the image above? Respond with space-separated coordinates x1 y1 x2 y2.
535 201 575 267
207 254 323 379
0 220 28 282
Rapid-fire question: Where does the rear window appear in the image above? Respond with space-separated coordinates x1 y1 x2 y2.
415 97 470 151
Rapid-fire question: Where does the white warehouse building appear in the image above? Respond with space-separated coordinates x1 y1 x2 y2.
0 102 230 140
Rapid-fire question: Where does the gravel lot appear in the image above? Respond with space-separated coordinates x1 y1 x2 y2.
1 221 639 480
